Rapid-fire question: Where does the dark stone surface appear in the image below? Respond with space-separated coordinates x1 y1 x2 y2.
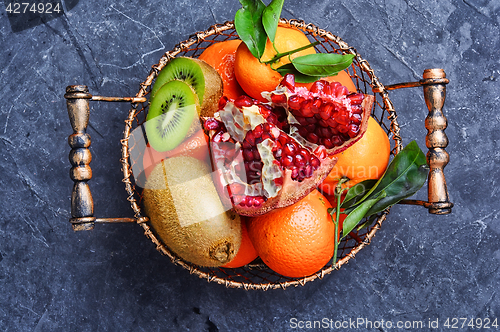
1 0 499 331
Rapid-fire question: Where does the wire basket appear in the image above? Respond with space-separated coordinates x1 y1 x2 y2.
65 19 453 290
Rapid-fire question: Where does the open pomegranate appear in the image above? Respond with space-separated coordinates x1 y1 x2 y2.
204 74 374 216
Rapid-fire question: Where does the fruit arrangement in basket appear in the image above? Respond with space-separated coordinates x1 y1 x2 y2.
138 0 429 279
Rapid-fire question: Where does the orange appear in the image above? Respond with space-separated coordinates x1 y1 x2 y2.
319 116 391 195
222 217 259 268
198 39 246 100
142 129 210 179
246 189 335 278
234 25 316 102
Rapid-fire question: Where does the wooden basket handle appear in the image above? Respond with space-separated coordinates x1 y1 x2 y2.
65 86 148 231
386 68 453 214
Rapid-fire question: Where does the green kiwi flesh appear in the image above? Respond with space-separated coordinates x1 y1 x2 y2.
151 57 223 117
151 57 206 103
143 156 242 267
145 80 199 152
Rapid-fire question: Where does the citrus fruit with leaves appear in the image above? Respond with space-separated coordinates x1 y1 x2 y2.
198 39 246 100
246 189 335 278
319 116 391 195
234 25 316 102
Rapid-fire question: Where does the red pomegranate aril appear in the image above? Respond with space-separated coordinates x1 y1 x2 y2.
281 73 296 92
301 100 314 117
288 95 301 110
282 154 294 167
319 103 333 120
322 138 334 149
306 116 318 124
243 148 254 161
234 95 254 108
252 147 261 160
310 80 327 94
271 93 287 104
204 118 221 131
306 132 319 144
218 96 229 110
294 154 307 167
335 85 349 98
245 131 256 145
331 135 344 146
310 156 320 168
253 125 263 138
283 142 297 155
347 93 364 105
278 132 288 146
336 110 350 125
298 126 308 138
305 124 316 133
351 113 362 125
347 124 360 138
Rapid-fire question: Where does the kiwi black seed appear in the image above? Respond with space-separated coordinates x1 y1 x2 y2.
145 80 199 152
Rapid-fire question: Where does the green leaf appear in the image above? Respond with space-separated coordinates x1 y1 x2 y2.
275 63 321 83
262 0 284 43
362 140 429 216
342 191 386 238
291 53 355 77
234 0 267 59
341 179 378 209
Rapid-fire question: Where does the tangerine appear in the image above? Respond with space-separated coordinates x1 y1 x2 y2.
319 116 391 195
222 217 259 268
246 189 335 278
198 39 246 100
234 25 316 102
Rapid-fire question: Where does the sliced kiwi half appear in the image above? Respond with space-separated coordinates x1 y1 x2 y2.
151 57 223 117
145 80 199 152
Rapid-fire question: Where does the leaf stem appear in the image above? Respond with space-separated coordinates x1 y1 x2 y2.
332 177 348 269
261 41 320 65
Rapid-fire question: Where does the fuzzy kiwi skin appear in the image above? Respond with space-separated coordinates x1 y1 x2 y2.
195 58 223 118
143 156 241 267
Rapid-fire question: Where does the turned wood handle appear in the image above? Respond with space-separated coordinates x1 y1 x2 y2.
421 69 453 214
65 85 96 231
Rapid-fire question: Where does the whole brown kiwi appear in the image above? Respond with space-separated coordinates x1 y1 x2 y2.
142 155 241 267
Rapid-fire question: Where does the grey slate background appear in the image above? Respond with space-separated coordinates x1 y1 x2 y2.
1 0 499 331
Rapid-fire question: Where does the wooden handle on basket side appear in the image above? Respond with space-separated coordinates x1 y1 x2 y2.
65 85 96 231
422 69 453 214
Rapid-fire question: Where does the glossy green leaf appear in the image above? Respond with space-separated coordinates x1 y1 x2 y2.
291 53 355 77
262 0 284 42
342 191 386 238
362 140 429 216
275 63 321 83
341 179 378 209
234 0 267 59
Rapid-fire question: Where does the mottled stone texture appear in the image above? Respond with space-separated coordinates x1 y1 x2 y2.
1 0 499 331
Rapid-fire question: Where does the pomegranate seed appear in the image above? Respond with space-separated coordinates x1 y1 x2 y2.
218 96 229 110
266 112 278 125
288 95 302 110
245 131 256 145
323 138 334 149
262 132 272 141
347 93 364 105
253 125 263 138
301 100 314 117
270 127 280 139
243 148 254 161
329 82 340 93
338 124 349 134
204 118 221 131
306 116 318 124
294 154 306 167
319 103 333 120
258 104 271 118
271 93 287 104
305 124 316 133
252 147 261 160
298 126 309 138
331 135 344 146
274 177 284 186
313 145 327 159
335 85 349 98
283 142 297 156
234 95 254 108
282 155 294 167
310 156 320 168
306 132 319 144
336 109 350 125
351 105 363 114
323 83 333 95
318 119 329 127
281 74 296 92
351 113 362 125
278 132 288 146
347 124 360 138
290 166 299 179
295 116 308 126
310 80 327 94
